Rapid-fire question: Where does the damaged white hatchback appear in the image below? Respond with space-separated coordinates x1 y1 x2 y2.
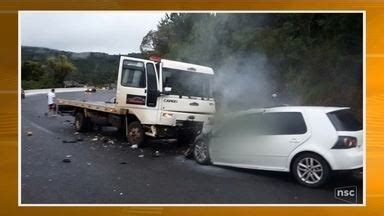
193 106 363 187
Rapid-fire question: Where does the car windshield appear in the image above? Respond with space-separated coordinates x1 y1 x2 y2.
162 68 213 98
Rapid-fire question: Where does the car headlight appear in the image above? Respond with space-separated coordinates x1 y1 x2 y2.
162 112 174 118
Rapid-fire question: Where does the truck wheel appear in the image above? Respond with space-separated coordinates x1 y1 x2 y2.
193 138 211 165
127 121 145 146
74 112 92 132
292 153 331 188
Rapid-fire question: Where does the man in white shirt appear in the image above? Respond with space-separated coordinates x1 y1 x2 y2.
47 88 56 117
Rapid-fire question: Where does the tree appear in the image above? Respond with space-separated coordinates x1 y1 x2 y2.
47 55 76 87
21 60 44 81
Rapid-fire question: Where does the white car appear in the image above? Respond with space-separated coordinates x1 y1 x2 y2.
193 106 363 187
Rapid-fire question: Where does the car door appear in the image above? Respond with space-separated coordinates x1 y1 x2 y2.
251 111 310 170
210 113 264 166
210 111 310 171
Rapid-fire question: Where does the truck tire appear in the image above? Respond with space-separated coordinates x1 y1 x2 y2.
127 121 145 146
74 112 92 132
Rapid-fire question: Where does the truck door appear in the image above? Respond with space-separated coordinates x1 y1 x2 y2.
146 62 158 107
116 57 159 110
116 57 147 107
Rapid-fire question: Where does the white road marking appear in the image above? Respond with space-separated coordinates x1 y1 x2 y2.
30 122 55 135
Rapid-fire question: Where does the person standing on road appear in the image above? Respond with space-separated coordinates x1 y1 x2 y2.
47 88 57 117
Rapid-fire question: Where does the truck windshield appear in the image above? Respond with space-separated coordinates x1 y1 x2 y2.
162 68 213 98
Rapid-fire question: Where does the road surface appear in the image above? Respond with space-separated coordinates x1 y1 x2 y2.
21 90 363 204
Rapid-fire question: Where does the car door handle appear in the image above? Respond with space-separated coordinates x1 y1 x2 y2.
289 139 300 144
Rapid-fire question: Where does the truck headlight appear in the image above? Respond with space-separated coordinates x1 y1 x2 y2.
162 112 174 118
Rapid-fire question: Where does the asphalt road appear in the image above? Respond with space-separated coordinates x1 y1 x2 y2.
21 90 363 204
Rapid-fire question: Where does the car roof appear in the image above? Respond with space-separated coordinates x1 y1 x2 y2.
236 106 350 115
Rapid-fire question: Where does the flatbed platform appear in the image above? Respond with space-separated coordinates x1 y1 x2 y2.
57 98 127 115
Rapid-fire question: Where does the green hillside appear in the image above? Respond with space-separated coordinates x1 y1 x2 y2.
21 46 143 89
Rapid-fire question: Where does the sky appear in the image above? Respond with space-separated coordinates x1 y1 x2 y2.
20 11 166 54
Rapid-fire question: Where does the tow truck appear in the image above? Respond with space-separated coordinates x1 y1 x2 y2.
58 56 215 146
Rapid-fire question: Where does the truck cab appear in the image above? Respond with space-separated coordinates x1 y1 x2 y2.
116 56 215 145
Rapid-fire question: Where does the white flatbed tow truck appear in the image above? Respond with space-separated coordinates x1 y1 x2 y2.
58 56 215 146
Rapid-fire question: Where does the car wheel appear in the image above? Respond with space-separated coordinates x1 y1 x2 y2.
74 112 92 132
193 138 211 165
127 121 145 147
292 153 331 187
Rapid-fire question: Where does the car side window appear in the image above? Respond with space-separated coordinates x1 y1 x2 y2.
214 113 262 137
261 112 307 135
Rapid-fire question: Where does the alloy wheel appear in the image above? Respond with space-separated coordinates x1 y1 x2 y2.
297 157 324 184
194 140 208 162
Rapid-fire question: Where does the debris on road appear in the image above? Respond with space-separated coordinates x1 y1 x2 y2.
153 151 160 157
62 158 71 163
66 155 72 158
131 144 138 149
120 162 127 164
26 131 33 136
62 140 77 143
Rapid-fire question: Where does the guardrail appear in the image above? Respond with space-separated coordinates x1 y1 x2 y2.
25 88 87 96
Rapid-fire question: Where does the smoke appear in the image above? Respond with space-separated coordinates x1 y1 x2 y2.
213 53 273 111
212 53 305 113
213 53 277 112
168 14 282 112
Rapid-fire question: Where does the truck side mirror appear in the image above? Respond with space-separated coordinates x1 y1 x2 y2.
164 87 172 92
